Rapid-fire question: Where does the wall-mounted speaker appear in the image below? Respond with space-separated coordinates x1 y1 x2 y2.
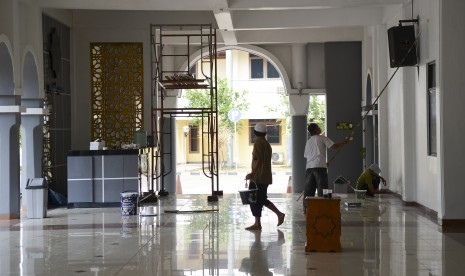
387 25 418 68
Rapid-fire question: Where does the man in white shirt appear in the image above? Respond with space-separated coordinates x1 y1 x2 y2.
303 123 350 213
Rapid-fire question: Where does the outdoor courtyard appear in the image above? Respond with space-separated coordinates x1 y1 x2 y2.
176 164 292 195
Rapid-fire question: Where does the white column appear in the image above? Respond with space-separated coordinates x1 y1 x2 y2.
401 67 417 202
291 44 307 89
289 43 310 115
226 49 233 88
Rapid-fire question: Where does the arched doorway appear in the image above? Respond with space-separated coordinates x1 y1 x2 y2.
177 47 292 194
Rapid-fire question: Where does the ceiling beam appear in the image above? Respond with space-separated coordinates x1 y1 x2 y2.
231 7 384 30
214 9 238 45
35 0 223 10
229 0 407 10
234 27 364 44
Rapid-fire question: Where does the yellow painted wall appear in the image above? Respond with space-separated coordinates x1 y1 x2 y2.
195 57 226 80
176 120 228 165
175 121 189 165
179 50 288 168
237 120 288 170
176 118 288 168
235 51 250 80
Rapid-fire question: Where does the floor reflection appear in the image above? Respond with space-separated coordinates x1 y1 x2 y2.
2 194 465 275
239 230 285 275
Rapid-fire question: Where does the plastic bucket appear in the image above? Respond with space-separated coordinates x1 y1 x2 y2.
355 190 367 200
134 129 147 147
238 180 258 205
120 192 139 215
239 189 258 205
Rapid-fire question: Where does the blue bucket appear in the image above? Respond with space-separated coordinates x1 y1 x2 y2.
120 192 139 215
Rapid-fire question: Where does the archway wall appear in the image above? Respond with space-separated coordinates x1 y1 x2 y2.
180 44 293 95
0 2 45 98
22 50 41 102
181 43 363 192
181 43 329 98
0 36 15 98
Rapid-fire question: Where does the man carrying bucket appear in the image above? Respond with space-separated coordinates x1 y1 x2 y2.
245 123 285 231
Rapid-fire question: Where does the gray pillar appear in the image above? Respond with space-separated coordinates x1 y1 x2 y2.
291 115 307 193
0 113 21 218
162 117 177 193
439 0 465 222
325 42 363 189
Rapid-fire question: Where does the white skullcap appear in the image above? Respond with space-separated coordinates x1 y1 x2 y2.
254 123 267 133
369 163 381 175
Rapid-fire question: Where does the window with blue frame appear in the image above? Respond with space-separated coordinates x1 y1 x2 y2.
250 54 280 79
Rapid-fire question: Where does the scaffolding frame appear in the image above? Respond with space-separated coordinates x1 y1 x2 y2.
149 24 221 202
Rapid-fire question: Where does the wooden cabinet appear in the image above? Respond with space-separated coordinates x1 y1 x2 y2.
305 197 342 252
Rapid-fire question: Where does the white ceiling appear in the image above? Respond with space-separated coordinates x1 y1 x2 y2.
37 0 408 45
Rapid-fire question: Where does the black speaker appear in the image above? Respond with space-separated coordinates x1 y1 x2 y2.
387 25 418 68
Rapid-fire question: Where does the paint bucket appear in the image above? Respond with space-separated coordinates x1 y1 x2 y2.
355 190 367 200
120 192 139 215
134 129 147 148
238 181 258 205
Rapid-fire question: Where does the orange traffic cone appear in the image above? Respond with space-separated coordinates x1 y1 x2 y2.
176 174 183 194
287 176 292 193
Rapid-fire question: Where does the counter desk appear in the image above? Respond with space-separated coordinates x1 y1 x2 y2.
67 149 139 208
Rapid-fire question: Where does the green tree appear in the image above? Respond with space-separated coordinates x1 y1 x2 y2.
266 93 326 133
308 95 326 130
185 78 249 131
265 92 289 133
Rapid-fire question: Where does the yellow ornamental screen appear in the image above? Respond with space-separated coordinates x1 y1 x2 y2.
90 43 143 147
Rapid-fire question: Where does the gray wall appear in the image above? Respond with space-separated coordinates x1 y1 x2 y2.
440 0 465 220
307 43 325 89
291 115 308 193
325 42 363 189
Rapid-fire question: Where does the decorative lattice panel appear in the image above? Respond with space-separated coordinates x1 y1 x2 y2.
42 95 52 180
90 43 143 147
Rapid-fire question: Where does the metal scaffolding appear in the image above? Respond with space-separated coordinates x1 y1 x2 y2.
148 24 221 202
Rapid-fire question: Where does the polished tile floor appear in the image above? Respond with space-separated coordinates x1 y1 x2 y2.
1 193 465 275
